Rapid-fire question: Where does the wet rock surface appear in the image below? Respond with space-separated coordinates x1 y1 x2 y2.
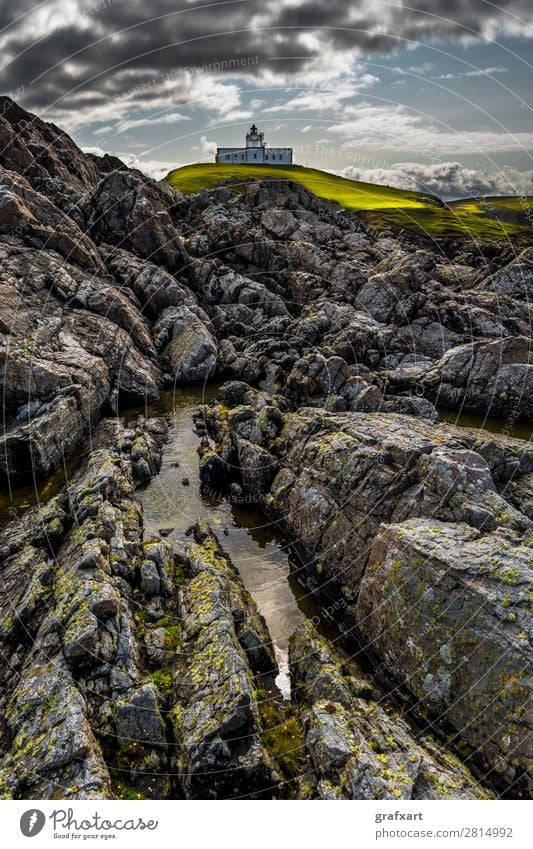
0 416 170 799
172 521 278 799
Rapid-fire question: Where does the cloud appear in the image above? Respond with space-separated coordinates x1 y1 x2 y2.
435 66 508 80
339 161 533 199
117 154 180 181
196 135 218 157
113 111 191 134
81 144 178 180
1 0 532 125
327 102 533 154
264 71 379 114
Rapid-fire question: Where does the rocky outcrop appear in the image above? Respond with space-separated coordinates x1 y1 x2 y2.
357 520 532 794
85 171 189 273
0 416 171 799
289 621 493 800
200 394 533 794
154 305 217 383
422 336 533 419
480 247 533 300
203 398 531 588
1 97 531 491
0 96 105 207
0 169 102 269
1 96 532 801
172 522 278 798
0 422 282 800
0 242 160 481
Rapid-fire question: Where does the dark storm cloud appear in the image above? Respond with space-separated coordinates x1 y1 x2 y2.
0 0 35 30
1 0 532 118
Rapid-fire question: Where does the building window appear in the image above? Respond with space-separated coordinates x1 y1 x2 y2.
253 153 257 159
225 154 230 160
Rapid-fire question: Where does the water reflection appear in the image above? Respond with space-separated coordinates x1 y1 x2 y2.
136 386 306 697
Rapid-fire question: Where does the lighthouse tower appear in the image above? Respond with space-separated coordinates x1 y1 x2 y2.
245 124 264 152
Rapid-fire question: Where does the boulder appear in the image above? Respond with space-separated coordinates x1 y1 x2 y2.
357 519 533 794
423 336 533 419
154 305 217 383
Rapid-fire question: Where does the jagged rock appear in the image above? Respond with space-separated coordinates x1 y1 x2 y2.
202 402 532 795
1 95 532 803
0 96 105 207
245 409 533 591
115 683 167 747
0 243 161 481
357 519 533 794
0 169 102 268
423 336 533 419
172 522 278 798
154 305 217 382
0 417 171 800
102 246 197 316
285 353 352 404
481 247 533 300
290 621 493 800
85 171 188 273
260 208 298 239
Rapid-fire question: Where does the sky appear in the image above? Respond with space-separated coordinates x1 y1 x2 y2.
0 0 532 199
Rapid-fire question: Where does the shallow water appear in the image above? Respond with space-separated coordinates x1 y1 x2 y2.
0 452 82 527
437 406 532 442
130 386 307 697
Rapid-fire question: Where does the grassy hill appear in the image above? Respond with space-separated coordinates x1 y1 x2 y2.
449 196 533 227
166 163 532 242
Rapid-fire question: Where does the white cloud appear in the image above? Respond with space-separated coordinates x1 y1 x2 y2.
114 111 191 134
264 70 379 114
118 155 180 181
81 145 179 180
339 161 533 199
435 66 508 80
328 102 533 154
81 145 106 157
212 110 253 124
197 135 218 157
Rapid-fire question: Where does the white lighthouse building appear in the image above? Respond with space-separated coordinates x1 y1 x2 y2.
216 125 293 165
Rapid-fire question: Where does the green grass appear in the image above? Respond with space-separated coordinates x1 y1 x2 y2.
166 163 533 242
257 690 305 782
359 205 530 240
448 196 533 229
450 196 533 214
167 162 436 211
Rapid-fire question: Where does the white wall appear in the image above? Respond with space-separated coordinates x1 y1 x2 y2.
216 146 293 164
264 148 292 164
215 148 246 163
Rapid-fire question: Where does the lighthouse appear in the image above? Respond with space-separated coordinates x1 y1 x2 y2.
216 125 293 164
